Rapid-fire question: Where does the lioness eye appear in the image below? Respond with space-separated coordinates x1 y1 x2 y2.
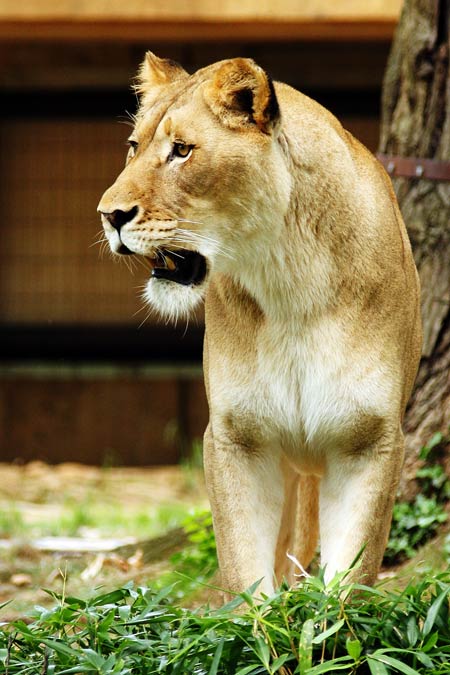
171 142 193 160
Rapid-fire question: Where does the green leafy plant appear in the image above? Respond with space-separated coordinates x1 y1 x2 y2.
0 570 449 674
416 432 450 501
385 432 449 564
154 510 218 598
385 494 448 563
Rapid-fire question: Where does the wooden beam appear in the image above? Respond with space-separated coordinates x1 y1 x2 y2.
0 0 403 20
0 1 401 42
0 19 399 42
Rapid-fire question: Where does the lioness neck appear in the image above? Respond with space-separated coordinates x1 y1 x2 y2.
229 217 334 324
225 84 389 326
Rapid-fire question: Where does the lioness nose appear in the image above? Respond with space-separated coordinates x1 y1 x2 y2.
100 206 138 232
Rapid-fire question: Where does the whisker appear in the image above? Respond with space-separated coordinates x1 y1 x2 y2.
99 241 110 260
182 315 190 338
165 249 185 260
90 229 107 245
134 256 152 272
118 110 137 128
176 218 205 226
175 227 230 250
135 282 150 292
118 119 135 129
137 304 154 329
98 241 112 260
126 110 137 124
132 302 149 318
172 231 236 261
90 237 108 249
121 256 136 275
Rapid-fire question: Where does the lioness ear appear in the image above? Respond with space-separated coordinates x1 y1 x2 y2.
135 52 188 94
204 58 280 134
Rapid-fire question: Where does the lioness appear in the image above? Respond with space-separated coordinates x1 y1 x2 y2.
98 53 422 596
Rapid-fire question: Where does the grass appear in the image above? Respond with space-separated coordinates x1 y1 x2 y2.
0 569 449 674
0 433 448 673
1 511 449 674
48 499 193 539
0 495 202 541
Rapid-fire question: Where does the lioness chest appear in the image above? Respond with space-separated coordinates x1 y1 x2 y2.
206 312 391 474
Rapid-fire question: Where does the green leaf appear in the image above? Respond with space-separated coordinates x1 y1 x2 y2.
57 667 98 675
234 666 260 675
427 432 444 450
421 630 438 652
220 594 247 612
369 654 420 675
254 635 270 670
422 585 449 636
312 619 345 645
208 637 224 675
245 578 264 597
367 656 390 675
415 651 434 669
91 589 128 606
298 618 314 674
83 648 109 668
306 655 353 674
406 615 418 647
272 653 290 671
346 637 362 661
63 596 87 609
419 432 443 460
40 638 79 658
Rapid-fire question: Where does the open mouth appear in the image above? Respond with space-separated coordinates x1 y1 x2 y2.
148 249 207 286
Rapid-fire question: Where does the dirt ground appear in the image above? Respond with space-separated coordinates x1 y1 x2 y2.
0 460 207 506
0 461 209 618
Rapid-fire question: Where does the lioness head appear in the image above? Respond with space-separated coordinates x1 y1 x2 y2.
98 53 291 320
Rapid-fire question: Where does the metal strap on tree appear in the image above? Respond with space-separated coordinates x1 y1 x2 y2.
376 154 450 181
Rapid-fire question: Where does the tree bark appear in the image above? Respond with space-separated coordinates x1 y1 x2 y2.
378 0 450 497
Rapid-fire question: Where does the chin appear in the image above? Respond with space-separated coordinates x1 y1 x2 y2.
143 277 206 323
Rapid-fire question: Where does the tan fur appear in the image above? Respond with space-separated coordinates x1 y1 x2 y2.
98 54 422 596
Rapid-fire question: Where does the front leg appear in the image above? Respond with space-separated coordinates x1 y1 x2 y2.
319 425 404 585
203 424 284 597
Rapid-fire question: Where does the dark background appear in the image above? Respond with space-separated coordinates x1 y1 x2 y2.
0 33 392 464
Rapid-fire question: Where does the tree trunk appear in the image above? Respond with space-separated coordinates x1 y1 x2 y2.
378 0 450 498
